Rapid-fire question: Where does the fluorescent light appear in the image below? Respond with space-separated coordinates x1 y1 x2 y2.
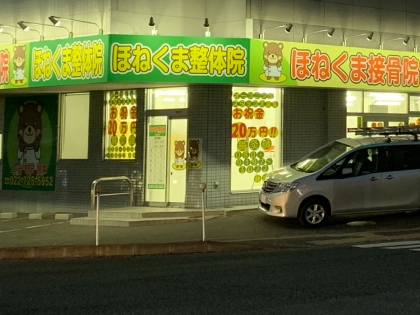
373 101 401 106
162 97 175 102
368 92 405 101
257 88 276 93
155 90 186 96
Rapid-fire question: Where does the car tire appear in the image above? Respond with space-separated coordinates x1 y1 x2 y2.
298 198 329 227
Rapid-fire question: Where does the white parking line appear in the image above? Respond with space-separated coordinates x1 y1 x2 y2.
354 240 420 248
0 217 28 223
0 222 66 234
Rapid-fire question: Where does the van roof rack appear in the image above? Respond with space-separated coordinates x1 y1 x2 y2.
347 126 420 141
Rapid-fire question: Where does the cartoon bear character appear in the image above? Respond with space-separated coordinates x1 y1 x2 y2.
13 46 26 84
189 140 200 165
263 42 283 80
174 140 185 167
17 102 43 174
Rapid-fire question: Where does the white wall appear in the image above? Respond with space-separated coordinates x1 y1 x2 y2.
0 0 111 44
251 0 420 51
110 0 247 37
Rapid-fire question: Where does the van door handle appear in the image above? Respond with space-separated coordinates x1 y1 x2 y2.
370 177 380 181
385 175 394 180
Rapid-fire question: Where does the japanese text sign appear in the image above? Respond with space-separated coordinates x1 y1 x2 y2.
108 35 249 84
29 35 109 86
249 39 420 91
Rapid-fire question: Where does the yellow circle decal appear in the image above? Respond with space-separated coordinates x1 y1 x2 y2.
249 139 260 151
119 135 127 146
237 140 248 151
261 138 272 150
129 135 136 146
111 135 118 146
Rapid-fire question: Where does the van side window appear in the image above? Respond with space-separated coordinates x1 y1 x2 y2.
350 148 378 176
321 148 379 179
388 145 420 171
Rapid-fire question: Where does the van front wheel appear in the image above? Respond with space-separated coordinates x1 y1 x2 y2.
298 198 329 227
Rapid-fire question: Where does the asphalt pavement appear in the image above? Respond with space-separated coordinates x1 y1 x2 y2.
2 245 420 314
2 208 420 259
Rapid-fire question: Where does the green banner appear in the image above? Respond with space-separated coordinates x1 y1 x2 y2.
28 35 109 86
3 35 420 91
108 35 249 84
0 43 30 89
249 39 420 91
149 125 166 136
2 95 58 191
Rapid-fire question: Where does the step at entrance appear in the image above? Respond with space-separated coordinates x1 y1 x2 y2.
70 207 226 227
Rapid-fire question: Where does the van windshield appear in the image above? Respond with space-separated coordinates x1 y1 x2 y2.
291 141 353 173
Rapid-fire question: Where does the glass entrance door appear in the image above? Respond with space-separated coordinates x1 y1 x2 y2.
145 116 187 206
167 119 188 204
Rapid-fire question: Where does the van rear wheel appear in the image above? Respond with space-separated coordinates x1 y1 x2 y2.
298 198 329 227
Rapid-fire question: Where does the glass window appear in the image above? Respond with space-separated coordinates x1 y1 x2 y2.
231 87 282 192
60 93 89 159
387 145 420 171
364 92 408 114
409 117 420 126
292 141 353 174
323 148 378 179
147 87 188 110
409 96 420 112
104 90 137 160
346 91 363 113
346 116 362 138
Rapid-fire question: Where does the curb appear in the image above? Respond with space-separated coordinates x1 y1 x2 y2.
0 241 273 260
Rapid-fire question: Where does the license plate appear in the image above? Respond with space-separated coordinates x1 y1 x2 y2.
260 193 267 204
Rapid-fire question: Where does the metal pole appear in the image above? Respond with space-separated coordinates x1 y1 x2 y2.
95 187 101 246
202 189 205 241
199 183 207 241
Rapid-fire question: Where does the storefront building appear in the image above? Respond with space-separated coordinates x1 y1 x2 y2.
0 0 418 213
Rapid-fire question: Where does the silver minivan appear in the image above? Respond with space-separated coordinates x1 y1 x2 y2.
259 127 420 227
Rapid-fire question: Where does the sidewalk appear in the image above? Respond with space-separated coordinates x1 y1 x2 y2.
0 205 278 260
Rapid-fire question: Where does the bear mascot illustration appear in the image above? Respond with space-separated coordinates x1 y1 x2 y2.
13 45 26 84
188 140 200 166
17 102 43 174
263 42 283 80
174 140 185 168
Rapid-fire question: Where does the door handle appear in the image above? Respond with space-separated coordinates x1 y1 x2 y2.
385 175 394 180
370 177 380 181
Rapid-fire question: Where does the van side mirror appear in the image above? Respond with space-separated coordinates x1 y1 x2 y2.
342 167 353 175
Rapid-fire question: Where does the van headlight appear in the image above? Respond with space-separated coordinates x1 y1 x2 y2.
272 182 299 193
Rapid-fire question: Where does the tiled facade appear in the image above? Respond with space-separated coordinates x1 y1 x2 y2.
0 0 413 213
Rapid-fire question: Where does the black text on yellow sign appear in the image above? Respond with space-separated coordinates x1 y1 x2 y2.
111 43 247 76
31 40 105 81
